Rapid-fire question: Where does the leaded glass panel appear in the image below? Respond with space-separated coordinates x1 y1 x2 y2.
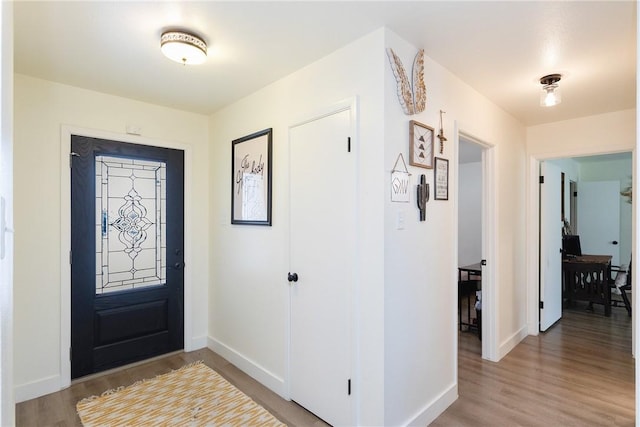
95 155 166 294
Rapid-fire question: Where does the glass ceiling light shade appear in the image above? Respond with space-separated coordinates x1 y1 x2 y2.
160 31 207 65
539 74 562 107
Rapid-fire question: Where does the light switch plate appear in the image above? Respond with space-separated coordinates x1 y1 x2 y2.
396 210 405 230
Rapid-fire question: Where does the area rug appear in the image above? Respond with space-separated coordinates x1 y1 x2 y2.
76 361 286 426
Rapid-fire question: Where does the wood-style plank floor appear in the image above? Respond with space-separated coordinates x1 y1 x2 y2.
17 301 634 426
16 348 327 427
434 301 635 426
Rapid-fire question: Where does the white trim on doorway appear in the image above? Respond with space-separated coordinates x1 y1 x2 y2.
525 147 635 341
59 125 194 390
526 145 637 423
454 125 500 362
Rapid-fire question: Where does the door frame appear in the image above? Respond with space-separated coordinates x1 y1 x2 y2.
454 125 498 361
526 149 636 352
59 125 193 388
285 97 358 424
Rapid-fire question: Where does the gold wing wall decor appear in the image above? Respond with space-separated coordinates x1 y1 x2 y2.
412 50 426 113
386 48 426 115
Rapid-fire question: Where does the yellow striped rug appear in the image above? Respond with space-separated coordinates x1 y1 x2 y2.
76 361 286 426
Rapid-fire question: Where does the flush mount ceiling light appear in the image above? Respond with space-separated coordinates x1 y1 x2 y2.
539 74 562 107
160 31 207 65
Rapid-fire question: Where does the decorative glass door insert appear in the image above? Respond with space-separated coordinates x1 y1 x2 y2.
95 155 166 294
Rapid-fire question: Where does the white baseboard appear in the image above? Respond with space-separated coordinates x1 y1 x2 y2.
14 374 61 403
406 383 458 426
16 337 208 403
207 336 286 399
498 325 529 360
187 335 208 351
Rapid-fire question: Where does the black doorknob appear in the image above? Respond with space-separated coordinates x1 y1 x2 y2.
288 272 298 283
612 241 619 245
173 262 184 270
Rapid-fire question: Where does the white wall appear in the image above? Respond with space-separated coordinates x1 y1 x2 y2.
458 162 482 267
13 75 210 401
525 109 636 334
528 110 635 158
382 30 527 426
207 27 527 426
0 2 14 425
208 30 386 425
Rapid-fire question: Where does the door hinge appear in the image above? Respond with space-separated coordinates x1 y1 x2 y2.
69 347 72 361
69 250 72 265
573 191 577 197
539 176 544 184
69 152 79 168
347 379 351 395
347 137 351 153
539 301 544 309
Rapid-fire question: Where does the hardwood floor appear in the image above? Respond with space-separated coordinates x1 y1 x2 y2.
16 348 327 427
16 303 634 426
434 301 634 426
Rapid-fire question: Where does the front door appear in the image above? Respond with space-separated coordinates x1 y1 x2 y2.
71 135 184 379
289 108 354 426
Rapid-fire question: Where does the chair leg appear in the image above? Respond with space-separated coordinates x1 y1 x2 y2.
458 285 463 330
621 285 632 317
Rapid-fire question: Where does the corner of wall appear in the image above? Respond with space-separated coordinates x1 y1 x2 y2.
497 325 529 360
207 336 286 399
405 383 458 427
14 375 61 404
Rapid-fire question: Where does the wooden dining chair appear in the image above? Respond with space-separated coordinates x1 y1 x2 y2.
610 257 632 317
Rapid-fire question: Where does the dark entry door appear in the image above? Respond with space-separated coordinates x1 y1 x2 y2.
71 135 184 379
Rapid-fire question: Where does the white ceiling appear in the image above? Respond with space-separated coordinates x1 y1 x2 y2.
14 1 637 126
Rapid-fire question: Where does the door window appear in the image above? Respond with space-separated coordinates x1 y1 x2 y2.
95 155 166 295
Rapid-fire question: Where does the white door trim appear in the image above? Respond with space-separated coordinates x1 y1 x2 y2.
59 125 193 388
527 148 636 426
285 97 358 425
526 148 634 340
454 125 498 361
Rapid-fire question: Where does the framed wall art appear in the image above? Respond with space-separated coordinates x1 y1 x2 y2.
434 157 449 200
409 120 434 169
391 153 411 203
231 128 273 225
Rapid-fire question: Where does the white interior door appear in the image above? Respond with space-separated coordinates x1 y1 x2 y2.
540 161 563 331
289 108 354 426
577 181 621 266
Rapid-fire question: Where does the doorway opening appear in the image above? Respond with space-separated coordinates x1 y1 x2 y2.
457 137 483 355
59 126 194 389
535 151 635 421
539 152 633 332
456 130 497 361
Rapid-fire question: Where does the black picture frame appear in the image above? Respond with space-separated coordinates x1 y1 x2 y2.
231 128 273 225
434 157 449 200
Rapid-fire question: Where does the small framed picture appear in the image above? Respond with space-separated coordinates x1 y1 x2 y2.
434 157 449 200
409 120 434 169
231 128 273 225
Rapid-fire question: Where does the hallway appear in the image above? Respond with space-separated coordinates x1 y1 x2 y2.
434 303 634 426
